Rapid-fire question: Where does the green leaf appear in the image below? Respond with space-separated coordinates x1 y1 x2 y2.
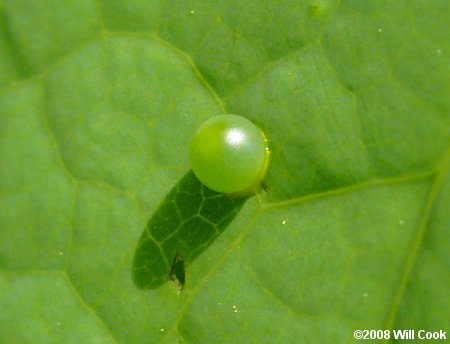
0 0 449 343
132 170 246 289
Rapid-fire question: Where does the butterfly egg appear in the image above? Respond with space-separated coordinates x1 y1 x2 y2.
189 114 269 194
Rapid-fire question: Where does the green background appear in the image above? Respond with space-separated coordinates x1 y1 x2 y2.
0 0 449 343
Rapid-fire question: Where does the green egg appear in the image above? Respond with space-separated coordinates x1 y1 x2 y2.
189 114 269 194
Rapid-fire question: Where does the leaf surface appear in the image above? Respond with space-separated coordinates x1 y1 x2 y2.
0 0 449 343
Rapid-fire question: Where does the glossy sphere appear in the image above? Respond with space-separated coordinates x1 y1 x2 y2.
189 114 268 194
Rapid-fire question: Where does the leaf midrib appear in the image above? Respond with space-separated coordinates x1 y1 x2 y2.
383 146 450 337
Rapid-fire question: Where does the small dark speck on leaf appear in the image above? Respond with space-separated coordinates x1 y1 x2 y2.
170 252 185 291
